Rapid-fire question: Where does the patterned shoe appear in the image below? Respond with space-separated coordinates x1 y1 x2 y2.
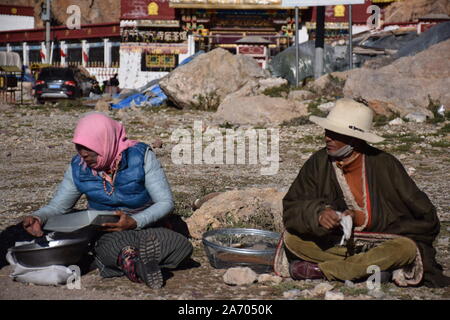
137 233 163 289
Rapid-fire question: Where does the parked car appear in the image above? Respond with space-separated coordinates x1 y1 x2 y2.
34 67 81 103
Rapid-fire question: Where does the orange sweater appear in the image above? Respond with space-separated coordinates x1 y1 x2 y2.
336 152 371 228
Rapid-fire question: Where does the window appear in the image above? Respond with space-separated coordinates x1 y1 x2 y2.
111 46 120 67
88 46 104 67
29 50 40 63
67 48 82 64
141 53 178 72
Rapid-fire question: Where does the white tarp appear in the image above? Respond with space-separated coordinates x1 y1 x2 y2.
0 51 22 70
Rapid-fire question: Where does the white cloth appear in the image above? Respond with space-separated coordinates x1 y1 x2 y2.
7 240 75 286
336 211 353 246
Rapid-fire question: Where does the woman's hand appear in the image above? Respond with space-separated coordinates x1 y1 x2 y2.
22 215 44 237
102 210 137 232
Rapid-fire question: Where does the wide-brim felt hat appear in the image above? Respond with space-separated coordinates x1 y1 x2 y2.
309 98 384 143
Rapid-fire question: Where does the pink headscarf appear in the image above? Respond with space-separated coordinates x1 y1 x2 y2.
72 113 138 173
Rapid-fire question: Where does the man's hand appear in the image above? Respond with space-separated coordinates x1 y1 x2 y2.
318 208 341 230
342 209 356 222
22 215 44 237
102 210 137 232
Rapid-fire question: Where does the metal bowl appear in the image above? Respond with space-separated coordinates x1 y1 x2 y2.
202 228 281 273
9 237 90 268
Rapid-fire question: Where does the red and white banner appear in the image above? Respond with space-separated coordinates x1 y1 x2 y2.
40 48 46 62
82 42 89 65
82 50 89 63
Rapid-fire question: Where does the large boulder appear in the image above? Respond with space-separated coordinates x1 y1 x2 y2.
343 39 450 117
288 89 315 101
185 188 285 239
214 95 308 126
159 48 270 109
218 77 288 102
30 0 120 28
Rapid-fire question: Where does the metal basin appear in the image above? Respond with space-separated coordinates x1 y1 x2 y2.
202 228 281 273
43 210 118 233
9 237 90 268
91 214 120 226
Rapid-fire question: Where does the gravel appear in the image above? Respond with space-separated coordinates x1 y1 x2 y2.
0 103 449 300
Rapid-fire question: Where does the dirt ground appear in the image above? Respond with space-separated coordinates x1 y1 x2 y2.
0 102 449 300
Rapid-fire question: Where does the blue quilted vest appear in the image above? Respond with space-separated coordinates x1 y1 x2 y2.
71 142 151 211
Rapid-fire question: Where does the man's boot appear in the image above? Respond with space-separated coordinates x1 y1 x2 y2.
289 260 326 280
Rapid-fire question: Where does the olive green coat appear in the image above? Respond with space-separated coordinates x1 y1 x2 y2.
283 146 450 287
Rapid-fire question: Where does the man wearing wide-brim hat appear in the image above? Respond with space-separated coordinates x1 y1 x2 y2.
281 98 450 288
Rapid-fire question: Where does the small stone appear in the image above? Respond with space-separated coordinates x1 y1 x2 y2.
283 289 301 299
223 267 257 286
257 274 283 285
95 100 111 112
404 112 427 123
312 282 334 296
288 90 315 101
151 138 163 149
399 154 407 160
318 102 335 113
415 149 421 154
301 153 311 160
345 280 356 288
368 289 385 299
300 289 314 298
406 166 416 176
389 118 404 125
325 291 345 300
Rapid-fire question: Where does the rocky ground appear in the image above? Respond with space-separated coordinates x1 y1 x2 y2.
0 102 449 300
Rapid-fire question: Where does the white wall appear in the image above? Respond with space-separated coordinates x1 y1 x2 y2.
119 48 168 90
178 34 196 63
0 15 34 32
298 25 309 44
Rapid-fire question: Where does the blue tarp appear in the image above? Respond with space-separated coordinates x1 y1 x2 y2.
112 51 204 109
111 85 167 109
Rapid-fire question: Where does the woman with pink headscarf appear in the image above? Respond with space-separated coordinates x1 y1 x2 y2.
17 112 192 289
